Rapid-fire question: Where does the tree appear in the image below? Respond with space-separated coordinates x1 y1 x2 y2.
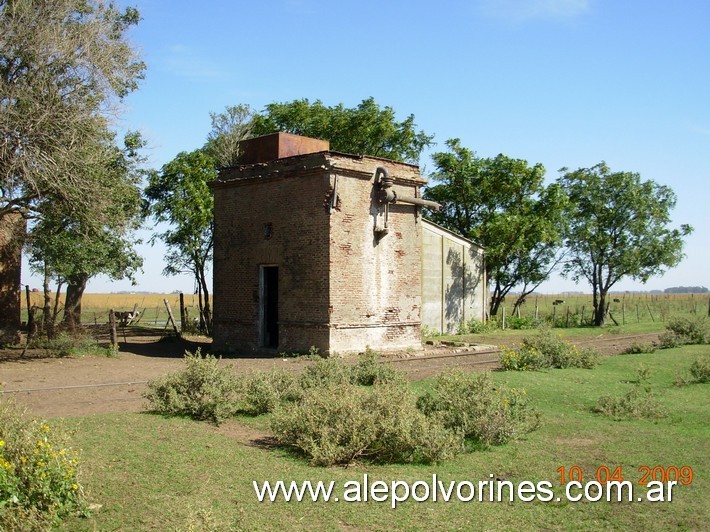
558 162 693 326
144 150 217 335
26 131 145 332
249 97 434 164
1 0 144 223
424 139 566 317
204 104 254 169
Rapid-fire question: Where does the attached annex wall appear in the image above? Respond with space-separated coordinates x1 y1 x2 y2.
421 220 485 334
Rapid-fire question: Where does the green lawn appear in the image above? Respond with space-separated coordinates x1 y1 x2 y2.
59 345 709 530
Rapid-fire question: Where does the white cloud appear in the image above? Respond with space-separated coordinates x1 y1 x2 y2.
478 0 591 23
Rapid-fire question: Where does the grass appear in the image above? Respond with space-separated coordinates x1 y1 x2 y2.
55 345 708 530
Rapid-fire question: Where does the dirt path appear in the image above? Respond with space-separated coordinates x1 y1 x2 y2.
0 329 660 419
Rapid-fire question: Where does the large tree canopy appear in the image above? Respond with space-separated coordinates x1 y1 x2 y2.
0 0 144 222
558 163 692 325
425 139 566 317
249 97 434 164
144 149 217 334
26 131 145 331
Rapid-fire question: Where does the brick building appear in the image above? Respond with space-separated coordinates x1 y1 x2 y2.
210 133 485 355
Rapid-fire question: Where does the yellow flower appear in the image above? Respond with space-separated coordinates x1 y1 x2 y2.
0 440 5 447
40 424 50 432
72 484 79 490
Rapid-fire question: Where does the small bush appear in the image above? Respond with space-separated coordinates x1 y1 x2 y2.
237 370 301 415
622 341 657 355
0 399 88 529
659 317 709 348
500 331 599 371
593 368 665 420
505 316 541 330
417 370 539 447
689 355 710 383
270 382 461 467
298 357 351 390
349 348 405 386
143 349 239 424
33 331 116 358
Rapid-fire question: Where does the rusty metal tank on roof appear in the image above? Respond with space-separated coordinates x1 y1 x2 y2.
238 132 330 164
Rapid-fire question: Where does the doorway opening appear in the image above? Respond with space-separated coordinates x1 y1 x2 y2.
260 266 279 348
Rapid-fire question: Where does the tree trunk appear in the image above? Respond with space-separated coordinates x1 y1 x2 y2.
594 291 607 326
63 274 88 331
199 270 212 336
42 264 55 339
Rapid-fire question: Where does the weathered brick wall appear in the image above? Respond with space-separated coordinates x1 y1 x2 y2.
0 214 25 344
211 151 428 355
211 156 332 353
327 159 424 353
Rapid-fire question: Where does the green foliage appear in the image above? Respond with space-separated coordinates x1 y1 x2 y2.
298 357 352 390
143 349 239 424
271 382 461 466
424 139 566 317
417 370 539 447
249 97 434 164
500 331 599 370
144 149 217 334
689 355 710 383
237 370 301 416
1 0 145 222
0 399 88 529
559 163 692 326
33 331 117 358
622 341 657 355
593 368 665 420
659 317 709 348
349 348 405 386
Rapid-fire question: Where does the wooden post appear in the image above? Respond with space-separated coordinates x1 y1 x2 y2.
108 310 118 347
622 300 626 325
637 303 640 323
552 305 557 327
707 296 710 317
646 302 655 322
179 292 186 331
163 298 181 338
535 298 539 320
581 305 585 326
566 306 571 328
502 306 506 330
24 285 31 321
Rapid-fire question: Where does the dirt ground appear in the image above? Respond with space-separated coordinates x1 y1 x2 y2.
0 326 660 419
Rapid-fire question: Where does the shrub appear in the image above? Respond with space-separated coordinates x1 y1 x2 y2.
33 331 116 358
0 399 88 529
237 370 301 415
505 316 541 330
659 317 709 348
500 331 599 370
417 370 539 447
689 355 710 383
622 342 657 355
143 349 239 424
298 357 351 390
270 382 461 466
349 348 405 386
593 367 665 420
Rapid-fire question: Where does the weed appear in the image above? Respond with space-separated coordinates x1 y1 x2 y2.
622 341 657 354
0 399 88 529
659 317 709 348
417 370 539 447
593 367 665 420
500 331 599 370
237 370 301 415
270 382 461 466
349 347 406 386
143 349 239 424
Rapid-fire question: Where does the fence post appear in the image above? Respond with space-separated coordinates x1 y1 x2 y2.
646 302 655 322
502 306 506 330
163 299 181 338
179 293 186 330
581 305 585 326
109 310 118 347
622 300 626 325
566 306 571 328
535 298 539 320
552 305 557 328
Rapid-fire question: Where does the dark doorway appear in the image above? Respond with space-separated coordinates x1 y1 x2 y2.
260 266 279 348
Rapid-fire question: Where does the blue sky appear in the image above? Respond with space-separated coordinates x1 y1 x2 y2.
22 0 709 294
